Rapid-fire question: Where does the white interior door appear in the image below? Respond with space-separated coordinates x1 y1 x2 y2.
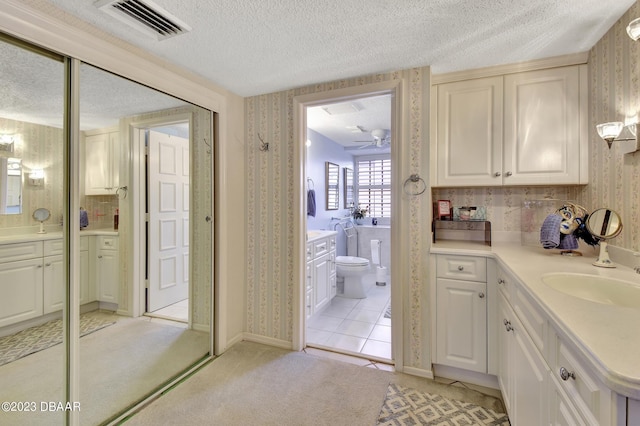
148 130 189 312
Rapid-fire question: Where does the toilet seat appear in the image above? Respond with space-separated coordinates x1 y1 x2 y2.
335 255 369 266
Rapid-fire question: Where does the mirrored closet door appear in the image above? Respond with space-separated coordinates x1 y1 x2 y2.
0 34 213 425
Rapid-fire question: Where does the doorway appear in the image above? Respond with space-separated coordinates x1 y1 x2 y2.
301 90 394 362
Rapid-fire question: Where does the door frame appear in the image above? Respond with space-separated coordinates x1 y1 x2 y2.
292 80 404 369
128 113 193 324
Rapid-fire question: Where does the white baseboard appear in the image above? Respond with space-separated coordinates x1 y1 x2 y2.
433 364 500 390
242 333 293 350
192 323 210 333
401 365 435 380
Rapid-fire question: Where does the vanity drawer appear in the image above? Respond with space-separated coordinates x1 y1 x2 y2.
44 239 63 256
97 235 118 251
436 255 486 282
513 285 547 356
0 241 43 263
313 238 330 257
306 243 314 262
554 337 612 425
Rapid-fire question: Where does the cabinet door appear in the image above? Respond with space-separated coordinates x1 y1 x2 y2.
497 292 513 415
549 375 585 426
80 249 92 305
436 278 487 372
313 252 331 313
0 258 44 327
108 131 119 189
85 133 111 194
43 254 64 314
436 76 503 186
96 249 118 303
504 66 583 185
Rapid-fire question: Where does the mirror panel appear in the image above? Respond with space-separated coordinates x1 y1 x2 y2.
0 157 22 214
586 208 623 239
0 35 66 425
326 161 339 210
343 167 353 209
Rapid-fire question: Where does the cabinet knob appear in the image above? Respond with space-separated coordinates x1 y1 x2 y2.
478 292 485 298
45 263 51 267
98 255 103 259
503 319 513 332
505 171 513 177
37 264 43 268
494 172 502 177
559 367 576 381
498 278 505 285
457 265 464 271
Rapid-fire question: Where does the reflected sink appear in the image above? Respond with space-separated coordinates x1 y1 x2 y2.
541 273 640 309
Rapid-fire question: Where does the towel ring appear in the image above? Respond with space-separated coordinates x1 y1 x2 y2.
307 178 314 190
403 174 426 196
116 186 128 199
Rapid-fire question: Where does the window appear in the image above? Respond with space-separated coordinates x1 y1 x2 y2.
355 155 391 218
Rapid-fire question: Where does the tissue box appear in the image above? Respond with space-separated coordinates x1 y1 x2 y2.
521 199 573 246
452 206 487 221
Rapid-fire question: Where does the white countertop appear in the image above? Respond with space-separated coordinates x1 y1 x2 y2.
0 228 118 244
307 230 337 243
431 241 640 399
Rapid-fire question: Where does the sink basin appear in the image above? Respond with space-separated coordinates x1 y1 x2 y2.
541 273 640 308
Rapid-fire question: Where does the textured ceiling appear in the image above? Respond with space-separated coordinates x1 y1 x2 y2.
42 0 636 97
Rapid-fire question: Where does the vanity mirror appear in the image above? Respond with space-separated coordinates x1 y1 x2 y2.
586 208 623 268
33 207 50 234
0 157 22 214
326 161 339 210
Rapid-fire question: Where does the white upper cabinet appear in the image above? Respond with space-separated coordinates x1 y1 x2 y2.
437 76 504 187
85 128 120 195
503 67 585 185
435 64 587 187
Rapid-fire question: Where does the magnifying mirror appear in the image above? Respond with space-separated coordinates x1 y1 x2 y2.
33 207 51 234
586 208 623 268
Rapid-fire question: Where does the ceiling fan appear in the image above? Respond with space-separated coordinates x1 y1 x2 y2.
354 128 390 149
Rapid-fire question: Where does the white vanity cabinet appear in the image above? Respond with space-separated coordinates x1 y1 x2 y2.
496 263 622 425
435 64 587 187
0 241 44 327
435 254 487 373
42 237 90 314
306 232 336 318
85 127 120 195
95 235 119 303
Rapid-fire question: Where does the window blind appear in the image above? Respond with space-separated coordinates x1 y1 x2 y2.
356 157 391 218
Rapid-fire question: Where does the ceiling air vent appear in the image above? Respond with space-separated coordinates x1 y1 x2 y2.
95 0 192 40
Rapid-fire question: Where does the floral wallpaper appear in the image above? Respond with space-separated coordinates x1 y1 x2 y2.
246 68 432 370
579 0 640 252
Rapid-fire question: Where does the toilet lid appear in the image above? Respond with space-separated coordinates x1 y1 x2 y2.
335 256 369 266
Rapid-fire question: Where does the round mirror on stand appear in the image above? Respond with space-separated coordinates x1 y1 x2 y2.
33 207 51 234
586 208 623 268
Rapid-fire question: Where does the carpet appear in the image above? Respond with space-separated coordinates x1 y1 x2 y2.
0 313 115 366
377 383 509 425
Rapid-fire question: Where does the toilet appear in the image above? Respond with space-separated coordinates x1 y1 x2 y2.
335 256 370 298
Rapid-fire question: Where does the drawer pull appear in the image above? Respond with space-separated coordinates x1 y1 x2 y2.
559 367 576 381
478 292 485 298
457 265 464 271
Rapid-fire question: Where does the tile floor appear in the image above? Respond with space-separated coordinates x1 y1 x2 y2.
306 273 391 360
146 299 189 323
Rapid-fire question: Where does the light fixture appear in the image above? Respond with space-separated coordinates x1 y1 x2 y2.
627 17 640 41
596 121 639 153
28 169 45 186
0 135 14 153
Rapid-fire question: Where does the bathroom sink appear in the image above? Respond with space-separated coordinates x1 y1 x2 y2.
541 273 640 309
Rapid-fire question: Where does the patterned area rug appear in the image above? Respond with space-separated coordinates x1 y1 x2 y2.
0 313 115 367
377 383 509 425
384 304 391 319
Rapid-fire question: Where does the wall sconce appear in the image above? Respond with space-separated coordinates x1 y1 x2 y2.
596 121 639 153
627 17 640 41
28 169 45 186
0 135 14 153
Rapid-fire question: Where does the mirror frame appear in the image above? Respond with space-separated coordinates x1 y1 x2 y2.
586 208 623 240
325 161 339 211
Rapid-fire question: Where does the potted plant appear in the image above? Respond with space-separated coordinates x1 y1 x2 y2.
351 205 368 224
